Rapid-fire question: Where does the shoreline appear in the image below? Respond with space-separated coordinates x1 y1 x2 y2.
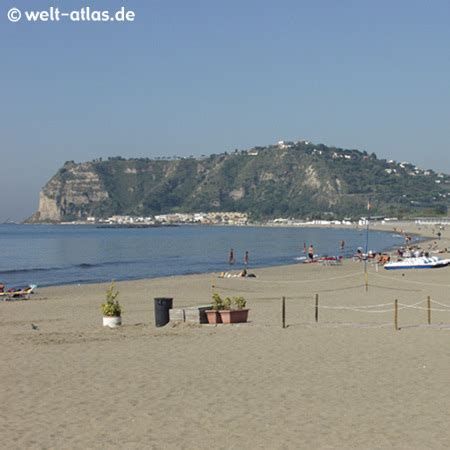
33 221 445 293
35 220 449 300
10 222 429 289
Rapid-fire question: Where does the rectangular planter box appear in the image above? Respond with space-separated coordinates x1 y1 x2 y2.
205 310 222 324
219 309 249 324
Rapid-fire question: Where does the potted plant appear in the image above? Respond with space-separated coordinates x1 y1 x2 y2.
219 295 249 324
206 293 249 324
101 282 122 328
205 293 223 324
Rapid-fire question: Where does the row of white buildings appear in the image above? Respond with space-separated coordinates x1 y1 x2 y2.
88 212 249 226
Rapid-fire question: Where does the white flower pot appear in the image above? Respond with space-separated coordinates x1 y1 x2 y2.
103 316 122 328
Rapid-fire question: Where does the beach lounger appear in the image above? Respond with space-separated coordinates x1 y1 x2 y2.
1 285 36 301
319 256 343 266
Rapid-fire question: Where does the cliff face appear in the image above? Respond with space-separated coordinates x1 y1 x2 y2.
29 142 450 222
31 162 109 222
37 191 61 222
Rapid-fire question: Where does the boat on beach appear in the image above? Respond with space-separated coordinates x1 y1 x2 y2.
384 256 450 270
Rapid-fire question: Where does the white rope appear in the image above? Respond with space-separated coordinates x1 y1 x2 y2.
372 272 450 288
430 299 450 309
314 299 426 314
398 299 426 308
398 303 450 313
228 272 363 284
319 306 395 313
311 322 392 329
343 302 394 309
314 305 398 313
315 303 393 311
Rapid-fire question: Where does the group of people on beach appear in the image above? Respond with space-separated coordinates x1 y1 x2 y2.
220 248 254 278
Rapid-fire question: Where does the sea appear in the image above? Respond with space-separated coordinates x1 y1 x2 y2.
0 224 409 288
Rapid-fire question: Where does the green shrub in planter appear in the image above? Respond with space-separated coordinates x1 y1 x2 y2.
101 282 122 317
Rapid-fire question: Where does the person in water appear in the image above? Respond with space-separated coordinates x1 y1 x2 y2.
228 248 235 265
308 244 314 261
244 250 249 266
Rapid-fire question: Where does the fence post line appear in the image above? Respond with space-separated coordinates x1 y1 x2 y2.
315 294 319 323
394 299 398 331
282 296 286 329
427 296 431 325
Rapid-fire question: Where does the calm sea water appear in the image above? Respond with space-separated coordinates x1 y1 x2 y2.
0 224 407 288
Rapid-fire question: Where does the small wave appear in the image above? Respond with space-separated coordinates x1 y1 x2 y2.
77 263 96 269
0 267 59 276
76 260 144 269
99 260 143 267
0 260 145 277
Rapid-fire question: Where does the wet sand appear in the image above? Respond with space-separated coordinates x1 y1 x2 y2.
2 222 450 449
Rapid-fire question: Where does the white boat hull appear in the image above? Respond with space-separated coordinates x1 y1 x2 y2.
384 257 450 270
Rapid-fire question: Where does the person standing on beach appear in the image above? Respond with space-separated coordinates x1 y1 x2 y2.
244 250 249 266
308 244 314 261
229 248 235 265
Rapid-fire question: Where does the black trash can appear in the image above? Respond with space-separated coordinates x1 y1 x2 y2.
154 297 173 327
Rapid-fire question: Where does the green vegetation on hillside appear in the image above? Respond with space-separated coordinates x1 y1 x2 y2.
42 142 450 220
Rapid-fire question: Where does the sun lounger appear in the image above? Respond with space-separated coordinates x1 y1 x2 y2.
319 256 343 266
1 285 36 301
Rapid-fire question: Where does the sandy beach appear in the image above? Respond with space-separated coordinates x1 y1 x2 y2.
2 222 450 449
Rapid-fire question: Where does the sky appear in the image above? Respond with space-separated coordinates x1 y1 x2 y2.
1 0 450 221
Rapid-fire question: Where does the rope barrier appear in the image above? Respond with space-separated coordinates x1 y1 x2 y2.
213 282 369 295
312 299 426 314
212 284 256 293
371 272 450 288
217 271 363 284
310 322 392 329
314 305 397 313
398 303 450 313
430 299 450 309
365 283 423 293
306 285 366 294
332 302 394 309
214 268 450 328
309 299 450 314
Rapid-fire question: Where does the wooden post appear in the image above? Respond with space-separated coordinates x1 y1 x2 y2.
365 269 369 292
282 296 286 329
427 296 431 325
394 299 398 331
315 294 319 323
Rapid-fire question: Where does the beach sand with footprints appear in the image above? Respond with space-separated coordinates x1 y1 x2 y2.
2 222 450 449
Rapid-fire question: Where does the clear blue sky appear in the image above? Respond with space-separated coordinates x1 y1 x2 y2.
1 0 450 221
